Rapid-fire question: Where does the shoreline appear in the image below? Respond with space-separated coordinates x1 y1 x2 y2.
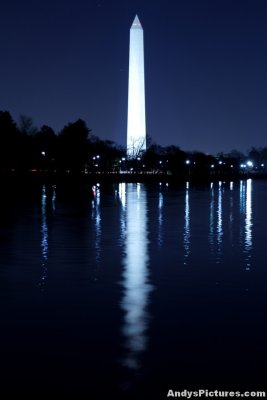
1 171 266 186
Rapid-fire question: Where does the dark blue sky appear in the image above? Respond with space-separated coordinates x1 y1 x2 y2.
1 0 267 154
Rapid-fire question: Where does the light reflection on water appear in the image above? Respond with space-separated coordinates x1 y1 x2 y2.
39 185 48 290
119 183 153 370
91 184 101 279
207 179 254 268
216 181 223 263
240 180 246 215
52 185 56 212
158 192 163 247
244 179 253 271
183 182 190 265
37 180 255 290
209 181 224 264
35 180 255 362
1 178 263 395
228 182 234 244
239 179 253 270
39 185 57 290
209 182 215 255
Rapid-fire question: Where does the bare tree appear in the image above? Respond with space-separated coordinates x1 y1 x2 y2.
127 136 146 159
19 115 37 135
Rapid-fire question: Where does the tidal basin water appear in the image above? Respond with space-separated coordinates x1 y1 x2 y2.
0 179 267 398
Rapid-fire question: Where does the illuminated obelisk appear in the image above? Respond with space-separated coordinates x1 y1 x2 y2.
127 15 146 157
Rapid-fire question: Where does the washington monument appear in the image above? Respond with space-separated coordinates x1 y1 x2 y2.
127 15 146 157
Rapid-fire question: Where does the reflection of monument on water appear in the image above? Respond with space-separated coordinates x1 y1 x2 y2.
118 183 153 369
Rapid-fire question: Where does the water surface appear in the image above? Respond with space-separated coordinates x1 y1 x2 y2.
0 179 267 398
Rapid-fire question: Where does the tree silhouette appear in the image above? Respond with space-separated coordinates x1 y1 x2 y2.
19 115 37 136
127 136 146 159
0 111 21 171
33 125 57 170
89 136 125 172
57 119 91 173
1 109 266 178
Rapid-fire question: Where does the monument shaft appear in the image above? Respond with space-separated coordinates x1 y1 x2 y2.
127 15 146 157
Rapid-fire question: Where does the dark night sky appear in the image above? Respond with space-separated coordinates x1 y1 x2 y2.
1 0 267 154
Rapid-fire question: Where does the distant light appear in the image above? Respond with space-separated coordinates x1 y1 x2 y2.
247 161 253 167
211 164 215 168
219 161 223 165
96 155 100 159
261 163 265 167
159 160 162 164
122 157 126 161
41 151 46 156
240 164 246 168
137 157 141 161
230 165 233 168
185 160 190 165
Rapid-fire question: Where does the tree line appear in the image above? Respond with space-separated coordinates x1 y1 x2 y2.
0 111 124 175
0 110 266 177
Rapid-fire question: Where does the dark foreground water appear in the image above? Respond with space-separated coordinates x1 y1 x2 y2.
0 179 267 399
